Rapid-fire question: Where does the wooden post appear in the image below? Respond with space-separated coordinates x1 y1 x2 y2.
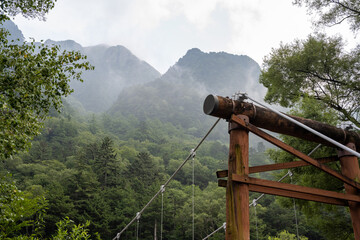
338 143 360 239
226 116 249 240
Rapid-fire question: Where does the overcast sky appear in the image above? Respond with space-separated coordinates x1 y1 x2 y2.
13 0 356 73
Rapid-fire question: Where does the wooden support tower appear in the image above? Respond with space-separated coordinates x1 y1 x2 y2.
226 118 249 239
338 143 360 237
203 94 360 240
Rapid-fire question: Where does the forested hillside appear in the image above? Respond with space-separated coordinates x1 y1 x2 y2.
1 100 324 239
1 1 358 237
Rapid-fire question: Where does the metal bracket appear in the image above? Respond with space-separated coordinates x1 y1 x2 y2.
228 115 249 133
337 142 356 157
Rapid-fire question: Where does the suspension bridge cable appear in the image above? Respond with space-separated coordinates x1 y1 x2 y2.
202 222 226 240
239 93 360 158
253 199 259 240
113 118 221 240
136 212 140 240
307 144 322 156
160 185 165 240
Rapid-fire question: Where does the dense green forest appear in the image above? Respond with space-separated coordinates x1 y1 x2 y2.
1 101 327 239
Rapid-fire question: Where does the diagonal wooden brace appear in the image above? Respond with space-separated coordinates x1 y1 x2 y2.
216 156 339 178
230 114 360 190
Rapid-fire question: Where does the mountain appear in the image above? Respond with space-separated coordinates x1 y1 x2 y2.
110 48 264 115
44 39 161 113
108 48 266 140
163 48 264 97
1 19 162 113
45 39 83 51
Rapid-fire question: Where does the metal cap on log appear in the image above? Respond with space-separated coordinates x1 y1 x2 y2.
203 94 360 151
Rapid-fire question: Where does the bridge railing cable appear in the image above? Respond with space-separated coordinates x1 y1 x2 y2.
238 93 360 158
113 118 221 240
202 222 226 240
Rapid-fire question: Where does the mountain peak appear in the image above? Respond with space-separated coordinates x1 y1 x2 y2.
162 48 264 97
45 39 83 51
186 48 203 55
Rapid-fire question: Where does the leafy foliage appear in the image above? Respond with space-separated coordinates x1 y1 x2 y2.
261 0 360 128
0 173 47 239
0 0 56 20
268 230 308 240
0 35 93 159
0 6 93 159
294 0 360 33
260 33 360 126
53 217 100 240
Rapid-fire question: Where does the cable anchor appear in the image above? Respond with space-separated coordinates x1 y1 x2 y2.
190 149 196 158
160 185 165 193
232 91 248 101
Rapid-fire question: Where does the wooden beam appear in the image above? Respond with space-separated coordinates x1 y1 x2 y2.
232 175 360 203
248 185 347 206
216 156 339 178
249 156 338 173
231 115 360 190
219 179 227 188
218 179 346 206
217 170 228 178
219 176 360 206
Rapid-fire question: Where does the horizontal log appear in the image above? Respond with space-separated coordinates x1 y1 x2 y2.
233 175 360 203
250 156 338 173
218 176 360 206
217 170 228 178
203 94 360 150
216 156 339 178
248 185 347 206
218 179 227 188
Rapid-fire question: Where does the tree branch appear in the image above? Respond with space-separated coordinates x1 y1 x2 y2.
326 14 358 27
296 69 360 91
331 0 360 15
